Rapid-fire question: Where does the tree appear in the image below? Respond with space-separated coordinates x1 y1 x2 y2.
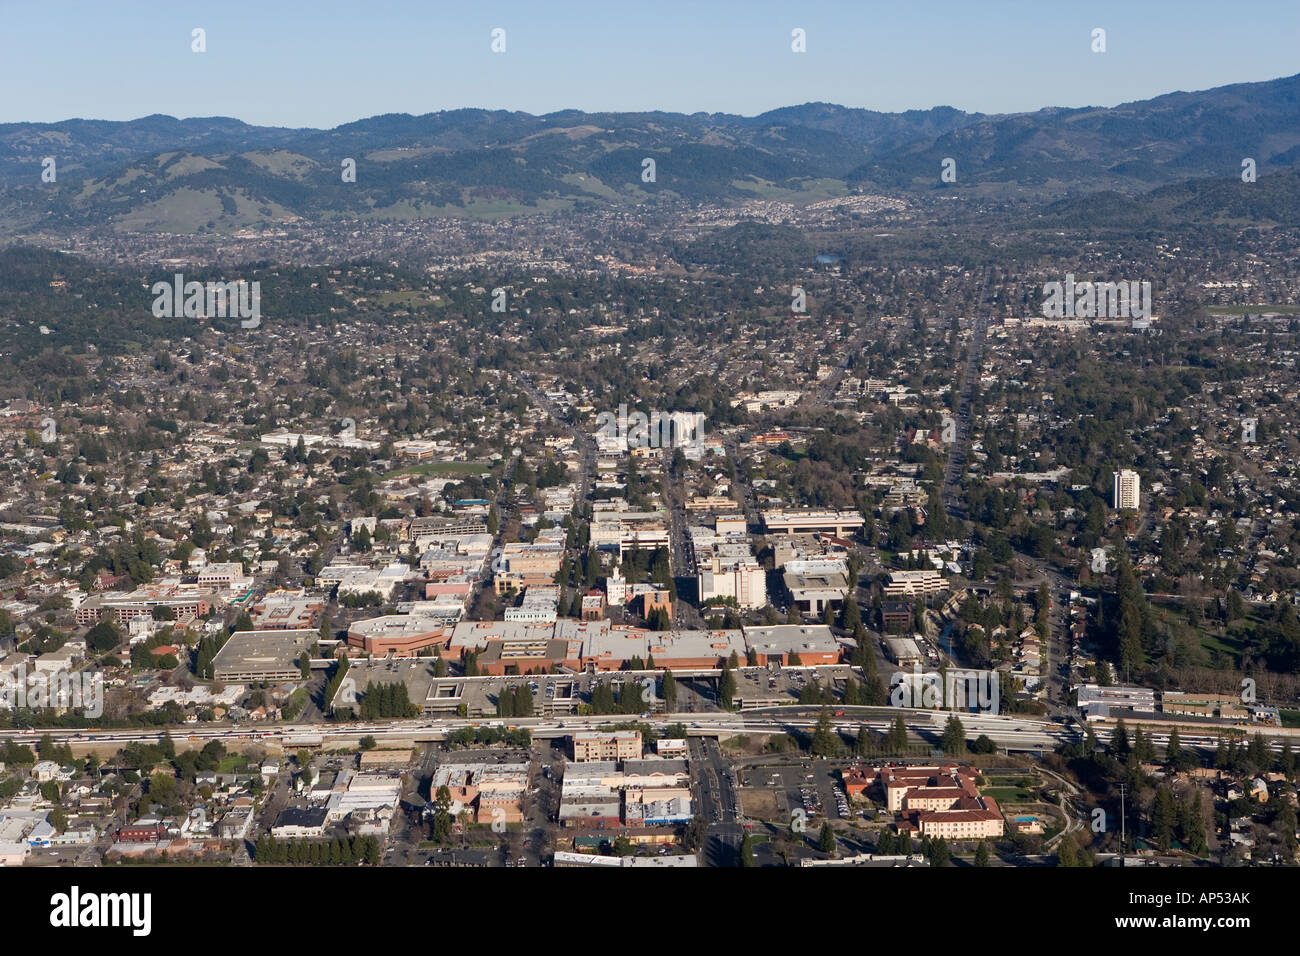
1165 726 1184 768
974 840 990 867
718 664 736 711
86 619 122 654
740 832 754 867
662 669 677 710
812 707 838 757
940 714 965 755
1110 719 1130 757
841 598 861 631
1152 786 1177 852
855 724 871 756
299 651 311 680
1226 589 1244 622
929 836 951 866
1057 836 1078 867
353 524 372 552
1179 790 1208 857
819 821 836 854
433 785 453 842
888 715 909 754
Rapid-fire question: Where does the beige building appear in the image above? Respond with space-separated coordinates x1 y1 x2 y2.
572 730 642 762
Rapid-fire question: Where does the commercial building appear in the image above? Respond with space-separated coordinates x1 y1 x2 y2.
504 586 561 623
559 620 746 671
1160 690 1248 720
196 563 251 591
881 601 913 632
623 789 693 825
883 569 949 598
250 592 325 631
324 770 402 836
492 541 563 595
431 759 530 824
884 636 925 666
1076 683 1157 720
476 636 577 676
271 807 328 839
346 612 449 657
742 624 841 666
697 553 767 609
75 582 215 626
572 731 642 762
211 629 315 682
761 509 865 537
783 558 851 617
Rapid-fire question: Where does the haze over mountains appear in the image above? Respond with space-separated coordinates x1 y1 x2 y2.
2 72 1299 236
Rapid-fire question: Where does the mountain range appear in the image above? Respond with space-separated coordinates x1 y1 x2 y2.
2 72 1300 235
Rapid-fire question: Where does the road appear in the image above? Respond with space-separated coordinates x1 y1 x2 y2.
8 694 1289 760
515 373 595 508
940 269 991 523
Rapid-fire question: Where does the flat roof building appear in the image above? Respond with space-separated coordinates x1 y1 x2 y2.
762 509 865 537
883 569 949 598
573 730 642 762
212 629 314 682
742 624 840 666
347 612 449 657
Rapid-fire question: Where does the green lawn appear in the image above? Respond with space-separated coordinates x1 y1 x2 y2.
983 786 1038 803
373 290 444 309
1199 629 1244 658
389 461 491 478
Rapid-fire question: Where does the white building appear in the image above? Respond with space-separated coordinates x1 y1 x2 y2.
1113 470 1141 511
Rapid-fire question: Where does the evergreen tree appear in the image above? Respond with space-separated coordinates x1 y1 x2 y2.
940 714 965 755
1152 786 1177 852
1057 837 1077 867
1110 719 1130 757
819 821 836 854
718 663 736 710
811 707 838 757
889 715 909 754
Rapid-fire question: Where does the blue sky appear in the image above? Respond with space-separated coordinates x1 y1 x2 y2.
3 0 1298 127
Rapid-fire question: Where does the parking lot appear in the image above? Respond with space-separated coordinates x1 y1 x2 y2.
730 664 859 707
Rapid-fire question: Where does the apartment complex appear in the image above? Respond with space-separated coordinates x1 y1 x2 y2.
1113 469 1141 510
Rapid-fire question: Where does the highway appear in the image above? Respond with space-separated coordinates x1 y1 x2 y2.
0 705 1068 750
6 701 1293 762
